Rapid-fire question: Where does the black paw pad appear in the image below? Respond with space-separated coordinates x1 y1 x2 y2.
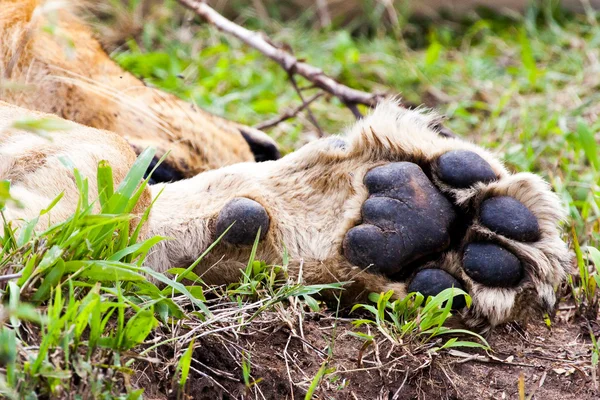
215 198 270 245
408 269 466 309
343 224 406 273
480 196 540 242
145 156 185 183
463 243 522 287
343 162 455 275
437 150 497 188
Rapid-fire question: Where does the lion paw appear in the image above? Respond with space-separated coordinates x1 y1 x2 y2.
335 103 571 328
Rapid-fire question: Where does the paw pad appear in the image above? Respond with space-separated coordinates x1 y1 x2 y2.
408 269 466 309
333 110 567 327
437 150 497 188
343 162 455 275
480 196 540 242
463 243 522 287
215 198 270 245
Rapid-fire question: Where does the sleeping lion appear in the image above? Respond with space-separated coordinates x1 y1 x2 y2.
0 0 571 330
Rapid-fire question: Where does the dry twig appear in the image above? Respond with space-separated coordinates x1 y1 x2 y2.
288 73 324 136
254 92 324 130
176 0 385 118
177 0 458 138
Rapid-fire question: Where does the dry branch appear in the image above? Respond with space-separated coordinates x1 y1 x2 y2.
177 0 457 138
177 0 385 116
254 92 324 130
287 73 324 136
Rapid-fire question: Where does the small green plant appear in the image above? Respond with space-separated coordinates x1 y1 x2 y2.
225 234 344 318
10 117 73 138
305 359 333 400
175 339 195 390
569 235 600 318
0 181 14 209
351 289 489 351
228 228 282 300
241 350 263 395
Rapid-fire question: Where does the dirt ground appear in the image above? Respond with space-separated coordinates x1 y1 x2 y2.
134 299 598 400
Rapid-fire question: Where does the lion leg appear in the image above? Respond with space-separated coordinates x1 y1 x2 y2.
146 101 570 330
0 101 151 229
1 95 570 330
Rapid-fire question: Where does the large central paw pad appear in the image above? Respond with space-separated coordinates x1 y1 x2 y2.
343 162 455 275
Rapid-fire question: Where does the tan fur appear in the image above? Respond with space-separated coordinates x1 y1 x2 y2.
2 99 571 329
0 0 277 176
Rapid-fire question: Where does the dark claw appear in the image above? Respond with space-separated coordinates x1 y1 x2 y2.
144 156 185 183
437 150 497 189
240 129 281 162
463 243 523 287
215 198 270 245
408 269 466 309
480 196 540 242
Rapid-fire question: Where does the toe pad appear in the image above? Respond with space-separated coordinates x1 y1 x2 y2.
480 196 540 242
408 269 466 309
463 243 523 287
437 150 497 188
215 198 270 245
